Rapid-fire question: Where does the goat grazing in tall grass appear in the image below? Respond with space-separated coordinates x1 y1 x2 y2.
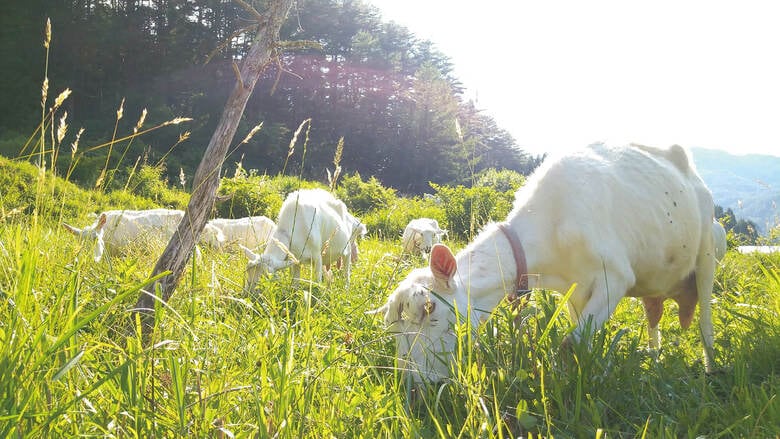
372 143 718 382
241 189 363 289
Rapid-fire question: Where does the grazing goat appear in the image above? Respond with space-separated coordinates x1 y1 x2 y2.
402 218 447 258
63 208 223 261
207 216 275 250
241 189 360 289
372 143 718 382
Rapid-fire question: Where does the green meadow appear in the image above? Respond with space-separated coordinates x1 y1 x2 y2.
1 153 778 438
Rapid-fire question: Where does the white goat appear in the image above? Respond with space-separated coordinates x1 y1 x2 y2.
207 216 275 250
372 143 718 382
402 218 447 258
64 208 223 261
241 189 359 289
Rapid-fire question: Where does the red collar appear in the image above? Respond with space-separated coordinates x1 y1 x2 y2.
497 222 530 296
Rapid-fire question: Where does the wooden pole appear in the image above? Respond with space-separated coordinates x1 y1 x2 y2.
135 0 294 331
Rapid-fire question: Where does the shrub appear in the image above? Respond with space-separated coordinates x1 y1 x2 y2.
265 174 326 198
0 154 169 224
363 196 445 240
431 183 514 240
215 171 326 219
124 163 189 208
475 168 525 193
216 174 284 219
335 173 396 215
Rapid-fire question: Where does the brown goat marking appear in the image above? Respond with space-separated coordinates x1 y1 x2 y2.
642 297 664 328
642 273 698 330
673 273 698 329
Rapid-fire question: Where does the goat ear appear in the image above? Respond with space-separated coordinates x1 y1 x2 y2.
96 213 107 231
430 243 457 290
239 244 258 260
365 303 387 316
62 223 80 236
367 295 403 327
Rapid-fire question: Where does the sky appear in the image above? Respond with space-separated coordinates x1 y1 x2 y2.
367 0 780 158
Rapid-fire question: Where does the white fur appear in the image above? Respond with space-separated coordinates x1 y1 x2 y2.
64 208 224 261
207 216 275 250
373 143 718 382
63 209 184 261
402 218 447 258
712 220 727 261
242 189 361 289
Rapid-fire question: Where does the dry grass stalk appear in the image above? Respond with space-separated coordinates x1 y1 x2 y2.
44 18 51 48
328 137 344 190
134 108 148 134
241 122 264 144
54 88 71 109
56 111 68 144
71 127 84 157
287 119 310 159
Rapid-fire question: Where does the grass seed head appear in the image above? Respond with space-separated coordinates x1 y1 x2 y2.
241 121 264 144
71 127 84 156
41 78 49 105
56 111 68 144
54 88 71 109
116 98 125 121
134 108 147 134
44 18 51 48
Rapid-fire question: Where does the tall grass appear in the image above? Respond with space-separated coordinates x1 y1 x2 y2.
2 186 779 437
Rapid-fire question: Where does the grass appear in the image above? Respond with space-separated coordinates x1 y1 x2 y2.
1 198 779 437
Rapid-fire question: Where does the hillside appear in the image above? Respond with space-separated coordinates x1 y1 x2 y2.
692 147 780 233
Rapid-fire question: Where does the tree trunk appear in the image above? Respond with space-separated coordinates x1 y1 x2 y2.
135 0 294 330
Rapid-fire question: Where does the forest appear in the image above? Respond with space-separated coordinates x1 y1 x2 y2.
0 0 540 195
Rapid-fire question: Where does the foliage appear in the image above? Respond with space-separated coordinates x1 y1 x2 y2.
475 167 526 193
362 195 446 240
431 182 514 240
0 155 181 222
123 164 189 208
214 171 326 219
335 173 397 215
0 0 537 194
716 205 760 244
215 173 284 219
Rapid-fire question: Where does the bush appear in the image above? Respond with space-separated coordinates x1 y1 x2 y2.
0 154 173 225
335 173 396 215
124 164 189 208
265 174 326 198
475 168 525 193
215 171 326 219
363 196 445 240
431 183 514 240
216 174 284 219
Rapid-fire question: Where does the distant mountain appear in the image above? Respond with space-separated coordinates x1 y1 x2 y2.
691 147 780 234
